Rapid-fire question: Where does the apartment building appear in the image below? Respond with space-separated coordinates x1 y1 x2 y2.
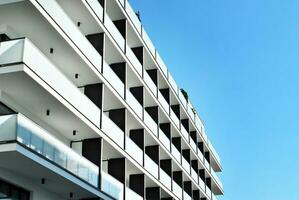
0 0 223 199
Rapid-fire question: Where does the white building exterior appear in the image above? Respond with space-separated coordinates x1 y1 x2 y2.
0 0 223 199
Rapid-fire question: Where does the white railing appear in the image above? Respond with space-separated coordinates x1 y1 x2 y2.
211 168 223 189
190 139 197 152
126 90 143 119
102 172 124 200
144 154 158 178
160 169 171 190
199 178 205 191
126 46 143 76
172 180 182 199
191 168 198 183
125 136 143 165
144 111 158 136
178 90 187 108
0 114 99 187
142 27 155 57
168 73 178 94
125 187 143 200
125 0 142 33
158 91 170 114
195 115 204 132
181 126 189 142
144 71 157 96
204 158 210 171
36 0 102 71
183 191 192 200
103 61 125 98
187 105 194 121
170 109 180 128
104 13 125 51
85 0 104 22
202 130 208 143
171 144 181 163
197 149 204 162
0 39 102 127
102 113 124 148
159 128 170 151
182 157 190 174
206 186 212 199
156 52 168 76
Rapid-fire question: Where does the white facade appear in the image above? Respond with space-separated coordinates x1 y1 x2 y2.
0 0 223 200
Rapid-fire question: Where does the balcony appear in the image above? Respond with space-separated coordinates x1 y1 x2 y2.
191 168 198 184
168 73 178 94
126 90 143 119
102 113 124 148
181 126 189 142
170 109 180 128
206 186 212 199
0 38 101 127
144 154 158 179
144 111 158 136
160 168 171 190
212 193 219 200
125 136 143 165
85 0 104 22
0 114 100 198
144 71 157 97
101 171 124 200
208 140 221 167
104 13 125 51
172 180 182 199
199 178 205 191
182 157 190 174
156 52 167 77
125 0 142 33
197 149 204 162
125 187 143 200
190 139 197 153
158 91 170 114
211 168 224 191
187 104 195 121
171 144 181 163
183 191 192 200
204 158 210 171
126 46 143 76
103 61 125 98
159 128 170 151
178 90 187 108
142 27 155 57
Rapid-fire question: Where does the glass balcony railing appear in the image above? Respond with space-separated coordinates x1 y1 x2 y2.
208 140 221 165
125 136 143 165
183 191 192 200
144 71 157 97
159 128 170 151
125 0 142 33
104 13 125 51
211 167 223 189
197 149 204 162
172 180 182 199
206 186 212 199
103 61 125 98
0 114 99 187
212 193 219 200
102 113 124 148
168 73 178 94
199 177 205 191
191 168 198 183
158 92 170 114
126 90 143 119
171 144 181 163
126 46 143 77
181 126 189 142
160 169 171 190
144 111 158 136
85 0 104 22
190 138 197 153
144 154 158 179
142 27 155 57
125 187 143 200
101 171 124 200
170 109 180 128
182 157 190 174
156 52 168 77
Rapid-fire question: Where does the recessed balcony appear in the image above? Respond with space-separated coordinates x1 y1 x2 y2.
172 180 183 199
144 154 159 179
183 190 192 200
159 128 171 151
101 171 124 200
125 135 143 165
144 110 158 136
159 168 171 191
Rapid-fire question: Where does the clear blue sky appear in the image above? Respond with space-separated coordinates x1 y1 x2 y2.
130 0 299 199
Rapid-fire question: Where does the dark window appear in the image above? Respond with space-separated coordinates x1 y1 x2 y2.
0 179 30 200
0 102 15 116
